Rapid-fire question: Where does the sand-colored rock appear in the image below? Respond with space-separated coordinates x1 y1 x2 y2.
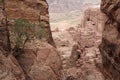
68 7 106 80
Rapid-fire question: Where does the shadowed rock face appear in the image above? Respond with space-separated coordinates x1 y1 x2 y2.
0 5 10 53
99 0 120 79
0 52 25 80
5 0 55 47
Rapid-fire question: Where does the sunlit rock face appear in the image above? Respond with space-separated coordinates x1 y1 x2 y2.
5 0 55 47
65 7 106 80
72 7 107 49
82 8 106 33
99 0 120 80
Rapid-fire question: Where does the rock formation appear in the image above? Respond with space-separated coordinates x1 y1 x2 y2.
0 41 62 80
0 2 10 53
51 7 106 80
0 0 62 80
81 7 106 33
73 7 106 49
0 52 25 80
99 0 120 80
6 0 55 47
16 41 62 80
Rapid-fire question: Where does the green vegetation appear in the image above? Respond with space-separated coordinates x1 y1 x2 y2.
0 0 4 3
36 23 46 39
12 18 34 49
10 18 46 50
0 0 46 56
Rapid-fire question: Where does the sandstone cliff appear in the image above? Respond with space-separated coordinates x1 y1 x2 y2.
5 0 55 47
99 0 120 80
0 0 62 80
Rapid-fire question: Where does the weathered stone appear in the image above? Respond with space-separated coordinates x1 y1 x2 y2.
68 7 105 80
0 4 10 53
99 0 120 80
73 7 106 50
16 41 62 80
5 0 55 47
0 51 25 80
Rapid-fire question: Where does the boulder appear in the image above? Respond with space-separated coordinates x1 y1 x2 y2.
16 40 62 80
0 51 25 80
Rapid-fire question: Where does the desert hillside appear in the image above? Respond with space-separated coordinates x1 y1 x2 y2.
47 0 101 12
47 0 101 30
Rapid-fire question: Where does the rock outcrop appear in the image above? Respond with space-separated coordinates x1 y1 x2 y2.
99 0 120 80
0 52 25 80
52 7 106 80
73 7 106 49
0 0 62 79
0 41 62 80
16 41 62 80
0 3 10 53
81 7 106 33
6 0 55 47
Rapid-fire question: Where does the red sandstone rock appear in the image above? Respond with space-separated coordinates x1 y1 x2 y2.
0 51 25 80
5 0 55 47
16 41 62 80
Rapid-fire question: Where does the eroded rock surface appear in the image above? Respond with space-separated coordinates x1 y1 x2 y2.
67 7 106 80
71 7 106 62
0 51 25 80
52 7 106 80
6 0 55 47
16 40 62 80
99 0 120 80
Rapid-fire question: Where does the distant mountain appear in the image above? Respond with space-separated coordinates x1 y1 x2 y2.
47 0 101 12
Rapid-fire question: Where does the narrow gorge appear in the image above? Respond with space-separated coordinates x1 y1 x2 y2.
0 0 119 80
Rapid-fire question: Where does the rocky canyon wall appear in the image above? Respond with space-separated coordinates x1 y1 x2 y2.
73 7 107 48
5 0 55 47
59 7 107 80
0 0 62 80
99 0 120 80
81 7 106 33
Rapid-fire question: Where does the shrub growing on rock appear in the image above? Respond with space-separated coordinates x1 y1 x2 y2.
12 18 34 49
10 18 46 50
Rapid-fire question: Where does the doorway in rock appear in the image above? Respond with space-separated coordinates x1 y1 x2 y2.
47 0 107 80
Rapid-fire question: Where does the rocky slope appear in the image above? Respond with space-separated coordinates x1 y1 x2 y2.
52 7 106 80
99 0 120 80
